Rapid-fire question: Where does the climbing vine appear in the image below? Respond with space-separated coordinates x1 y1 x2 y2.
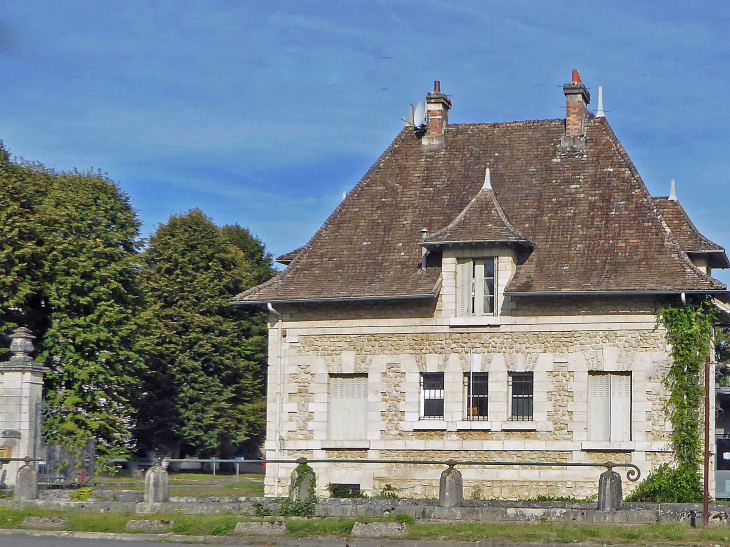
659 302 715 471
628 301 714 502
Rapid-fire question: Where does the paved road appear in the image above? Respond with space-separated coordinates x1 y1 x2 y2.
0 537 224 547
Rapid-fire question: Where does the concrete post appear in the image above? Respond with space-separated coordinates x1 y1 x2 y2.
144 460 169 503
597 463 623 511
438 461 464 507
15 457 39 500
0 328 47 488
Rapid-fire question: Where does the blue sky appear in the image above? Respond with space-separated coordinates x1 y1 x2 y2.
1 2 729 283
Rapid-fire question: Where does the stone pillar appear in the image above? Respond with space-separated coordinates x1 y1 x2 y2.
597 464 623 511
289 458 315 502
438 462 464 507
15 457 39 500
144 460 169 503
0 328 47 488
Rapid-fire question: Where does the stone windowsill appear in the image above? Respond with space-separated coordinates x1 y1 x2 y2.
413 420 447 431
456 421 492 430
501 421 538 431
581 441 636 452
449 316 501 327
321 440 370 449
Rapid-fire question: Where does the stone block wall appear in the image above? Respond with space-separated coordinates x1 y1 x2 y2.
262 301 689 499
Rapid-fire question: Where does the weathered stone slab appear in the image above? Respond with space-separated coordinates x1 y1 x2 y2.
15 464 39 500
144 464 169 503
597 469 622 511
438 465 463 507
125 519 174 532
351 521 407 538
234 521 286 536
23 516 69 529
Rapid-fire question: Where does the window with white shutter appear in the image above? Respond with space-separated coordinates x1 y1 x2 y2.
329 374 368 440
588 372 631 441
457 258 497 317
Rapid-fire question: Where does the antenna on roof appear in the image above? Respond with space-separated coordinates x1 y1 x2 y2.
413 102 426 127
668 179 678 201
482 167 492 190
596 86 605 118
402 103 415 126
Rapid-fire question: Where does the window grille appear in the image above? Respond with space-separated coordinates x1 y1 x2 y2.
464 372 488 420
420 372 444 419
509 372 533 421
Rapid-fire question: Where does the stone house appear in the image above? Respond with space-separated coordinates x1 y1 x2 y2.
234 71 729 500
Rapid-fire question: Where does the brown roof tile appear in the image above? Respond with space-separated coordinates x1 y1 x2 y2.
235 117 726 303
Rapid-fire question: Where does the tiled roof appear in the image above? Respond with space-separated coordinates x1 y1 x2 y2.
654 197 726 249
276 246 304 265
422 188 532 247
235 117 725 303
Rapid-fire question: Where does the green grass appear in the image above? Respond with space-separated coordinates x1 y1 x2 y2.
1 507 730 545
169 481 264 498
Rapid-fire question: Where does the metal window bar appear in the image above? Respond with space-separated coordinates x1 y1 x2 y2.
421 372 444 419
464 372 488 420
509 372 533 421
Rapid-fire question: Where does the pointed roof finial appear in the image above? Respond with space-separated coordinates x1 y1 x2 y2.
668 179 678 201
482 167 492 190
596 86 605 118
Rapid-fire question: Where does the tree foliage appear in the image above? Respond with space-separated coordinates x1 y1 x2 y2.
136 209 272 457
0 151 143 455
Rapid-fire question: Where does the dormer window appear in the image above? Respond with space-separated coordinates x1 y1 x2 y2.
457 258 496 316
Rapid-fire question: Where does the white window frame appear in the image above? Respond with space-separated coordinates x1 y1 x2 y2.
588 372 632 442
420 372 445 420
463 372 489 421
508 371 534 421
329 374 368 441
457 257 497 317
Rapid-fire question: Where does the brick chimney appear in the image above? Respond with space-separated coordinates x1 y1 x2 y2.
560 70 591 151
422 81 452 148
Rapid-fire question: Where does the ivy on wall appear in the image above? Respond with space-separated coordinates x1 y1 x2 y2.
628 301 715 502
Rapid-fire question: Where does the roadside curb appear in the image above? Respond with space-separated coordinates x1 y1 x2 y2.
0 528 627 547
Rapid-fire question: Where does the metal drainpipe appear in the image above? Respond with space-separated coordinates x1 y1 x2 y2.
268 303 283 497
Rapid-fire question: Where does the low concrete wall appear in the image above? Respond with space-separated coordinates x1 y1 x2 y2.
2 497 730 526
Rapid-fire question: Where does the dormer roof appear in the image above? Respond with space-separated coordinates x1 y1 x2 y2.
421 188 532 248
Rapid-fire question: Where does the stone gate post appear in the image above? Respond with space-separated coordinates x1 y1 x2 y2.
0 327 47 488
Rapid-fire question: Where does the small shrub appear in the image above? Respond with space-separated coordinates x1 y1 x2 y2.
625 464 702 503
211 519 237 536
395 514 415 525
70 487 94 501
375 484 399 499
280 499 316 517
253 502 273 517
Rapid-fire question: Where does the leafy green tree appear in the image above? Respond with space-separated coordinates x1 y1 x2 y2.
38 170 144 453
221 223 276 287
136 210 271 457
0 153 144 455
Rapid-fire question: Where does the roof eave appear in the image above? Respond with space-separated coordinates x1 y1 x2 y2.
232 293 438 306
687 250 730 269
421 239 535 248
506 289 728 297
